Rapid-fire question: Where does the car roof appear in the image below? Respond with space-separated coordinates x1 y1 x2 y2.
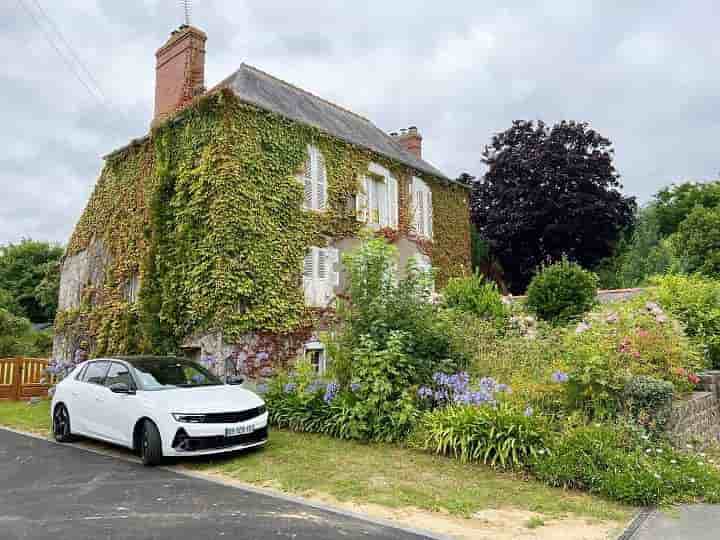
103 356 188 365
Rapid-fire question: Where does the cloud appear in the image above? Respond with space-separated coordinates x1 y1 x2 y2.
2 0 719 245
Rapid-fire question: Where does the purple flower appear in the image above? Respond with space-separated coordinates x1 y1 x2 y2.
479 377 496 394
551 371 569 383
496 383 510 393
259 366 274 377
324 381 339 403
417 386 433 399
306 381 324 394
256 383 268 395
283 382 297 393
350 383 361 393
256 351 270 362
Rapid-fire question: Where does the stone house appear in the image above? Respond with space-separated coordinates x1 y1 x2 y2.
53 25 471 378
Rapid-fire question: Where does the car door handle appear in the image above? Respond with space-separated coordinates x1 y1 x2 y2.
71 391 79 397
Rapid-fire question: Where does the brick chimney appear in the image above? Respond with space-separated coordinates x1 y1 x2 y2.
153 25 207 124
391 126 423 158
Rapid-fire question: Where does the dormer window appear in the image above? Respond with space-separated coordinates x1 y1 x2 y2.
300 145 327 212
356 163 398 228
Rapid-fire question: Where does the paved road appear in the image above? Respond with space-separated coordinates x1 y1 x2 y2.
630 505 720 540
0 429 435 540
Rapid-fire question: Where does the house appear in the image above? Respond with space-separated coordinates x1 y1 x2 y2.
52 25 471 377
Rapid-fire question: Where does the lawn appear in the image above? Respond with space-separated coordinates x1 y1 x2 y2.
0 399 632 523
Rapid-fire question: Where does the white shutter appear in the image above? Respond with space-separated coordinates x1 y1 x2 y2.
303 250 314 279
316 150 327 210
329 248 340 286
377 179 388 226
426 189 433 238
356 176 369 222
303 248 316 307
318 249 329 280
302 149 313 210
387 175 398 228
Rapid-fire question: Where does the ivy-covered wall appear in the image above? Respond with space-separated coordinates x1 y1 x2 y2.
55 90 470 361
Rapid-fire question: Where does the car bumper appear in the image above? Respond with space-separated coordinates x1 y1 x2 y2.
162 412 269 456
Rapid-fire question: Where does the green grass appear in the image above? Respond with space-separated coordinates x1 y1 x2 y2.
0 399 51 434
0 400 632 522
188 429 632 522
525 516 546 529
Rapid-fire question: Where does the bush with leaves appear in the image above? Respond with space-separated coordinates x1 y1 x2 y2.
652 273 720 368
442 273 507 322
622 376 674 434
413 402 550 469
526 258 598 323
328 235 466 388
533 423 720 505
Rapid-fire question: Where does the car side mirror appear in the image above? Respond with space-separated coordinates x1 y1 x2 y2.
226 375 244 386
109 382 135 395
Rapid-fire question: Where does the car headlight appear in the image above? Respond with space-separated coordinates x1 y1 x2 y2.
172 413 206 423
257 405 267 415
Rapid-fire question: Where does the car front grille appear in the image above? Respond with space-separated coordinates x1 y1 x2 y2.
172 426 269 452
200 407 266 424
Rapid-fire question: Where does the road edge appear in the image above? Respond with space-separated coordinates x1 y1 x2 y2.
616 507 656 540
0 425 452 540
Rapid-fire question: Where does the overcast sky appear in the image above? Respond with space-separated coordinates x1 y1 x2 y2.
2 0 719 245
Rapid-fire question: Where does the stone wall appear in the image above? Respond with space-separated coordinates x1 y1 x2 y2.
667 371 720 449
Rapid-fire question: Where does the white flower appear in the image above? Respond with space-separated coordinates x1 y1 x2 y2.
641 435 650 440
654 473 661 479
700 453 707 458
538 449 545 455
656 449 663 454
671 459 677 464
575 322 591 334
646 449 653 454
686 444 694 449
690 478 696 484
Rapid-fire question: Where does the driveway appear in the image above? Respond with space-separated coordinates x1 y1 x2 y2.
0 429 436 540
629 505 720 540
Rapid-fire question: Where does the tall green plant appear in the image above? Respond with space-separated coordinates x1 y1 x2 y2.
526 258 598 323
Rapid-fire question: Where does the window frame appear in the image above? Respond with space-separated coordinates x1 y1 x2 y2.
103 361 137 391
411 176 433 239
304 341 327 375
357 163 398 228
80 360 111 386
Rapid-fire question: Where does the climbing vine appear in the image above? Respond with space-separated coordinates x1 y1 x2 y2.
58 89 470 359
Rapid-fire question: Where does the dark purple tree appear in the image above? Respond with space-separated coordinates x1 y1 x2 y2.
471 120 636 293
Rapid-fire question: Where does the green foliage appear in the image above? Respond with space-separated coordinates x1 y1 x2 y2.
0 240 63 322
534 424 720 505
526 258 598 323
442 273 507 322
653 273 720 368
331 236 466 387
655 180 720 237
622 376 674 434
0 308 51 357
413 403 550 469
672 205 720 277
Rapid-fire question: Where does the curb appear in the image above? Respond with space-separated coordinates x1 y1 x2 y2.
616 507 656 540
0 425 451 540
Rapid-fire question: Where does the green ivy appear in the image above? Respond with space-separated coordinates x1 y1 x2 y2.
58 90 470 356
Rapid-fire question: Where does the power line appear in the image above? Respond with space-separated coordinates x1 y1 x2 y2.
15 0 110 112
28 0 109 106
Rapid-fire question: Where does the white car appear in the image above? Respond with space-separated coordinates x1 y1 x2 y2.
51 356 268 465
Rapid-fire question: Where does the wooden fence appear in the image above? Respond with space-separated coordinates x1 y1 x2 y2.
0 357 55 401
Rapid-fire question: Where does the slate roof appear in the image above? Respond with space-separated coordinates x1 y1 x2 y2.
215 64 450 181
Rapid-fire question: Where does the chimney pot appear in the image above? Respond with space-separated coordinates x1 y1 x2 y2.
153 25 207 124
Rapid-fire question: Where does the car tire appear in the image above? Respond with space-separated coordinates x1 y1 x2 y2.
52 404 74 443
140 419 163 466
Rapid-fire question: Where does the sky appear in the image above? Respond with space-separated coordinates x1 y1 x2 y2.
2 0 720 245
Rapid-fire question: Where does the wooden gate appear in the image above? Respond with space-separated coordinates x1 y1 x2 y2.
0 358 54 401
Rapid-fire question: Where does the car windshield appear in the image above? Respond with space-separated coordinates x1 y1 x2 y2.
128 359 223 390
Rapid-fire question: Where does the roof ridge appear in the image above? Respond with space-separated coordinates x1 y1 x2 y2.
239 63 373 125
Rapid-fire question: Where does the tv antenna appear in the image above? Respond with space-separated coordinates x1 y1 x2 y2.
181 0 191 25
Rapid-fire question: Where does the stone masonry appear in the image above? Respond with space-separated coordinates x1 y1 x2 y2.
667 371 720 449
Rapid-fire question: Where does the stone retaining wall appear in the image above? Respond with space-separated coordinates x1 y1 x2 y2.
667 371 720 449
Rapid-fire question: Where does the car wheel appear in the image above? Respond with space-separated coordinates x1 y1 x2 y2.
53 404 74 443
140 420 163 466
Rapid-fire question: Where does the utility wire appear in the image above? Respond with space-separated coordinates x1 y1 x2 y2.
15 0 110 112
28 0 110 106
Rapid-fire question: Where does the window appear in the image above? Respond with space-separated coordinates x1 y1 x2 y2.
104 362 134 389
82 361 110 385
411 176 433 238
303 247 339 307
123 273 140 303
299 145 327 211
127 359 223 390
356 163 398 228
304 342 327 375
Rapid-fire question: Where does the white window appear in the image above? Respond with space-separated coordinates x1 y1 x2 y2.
412 176 433 239
304 341 327 375
123 273 140 303
356 163 398 228
303 246 340 307
299 145 327 211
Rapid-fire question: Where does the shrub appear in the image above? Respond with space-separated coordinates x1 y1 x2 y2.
526 258 598 323
653 273 720 368
534 424 720 505
442 273 507 322
413 402 550 469
672 205 720 277
622 376 674 434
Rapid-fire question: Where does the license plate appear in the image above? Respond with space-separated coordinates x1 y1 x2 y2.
225 424 254 437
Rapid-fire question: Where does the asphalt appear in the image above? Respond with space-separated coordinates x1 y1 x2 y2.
629 505 720 540
0 429 436 540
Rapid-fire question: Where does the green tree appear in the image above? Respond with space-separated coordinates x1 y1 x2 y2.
0 240 63 322
673 206 720 277
655 181 720 237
